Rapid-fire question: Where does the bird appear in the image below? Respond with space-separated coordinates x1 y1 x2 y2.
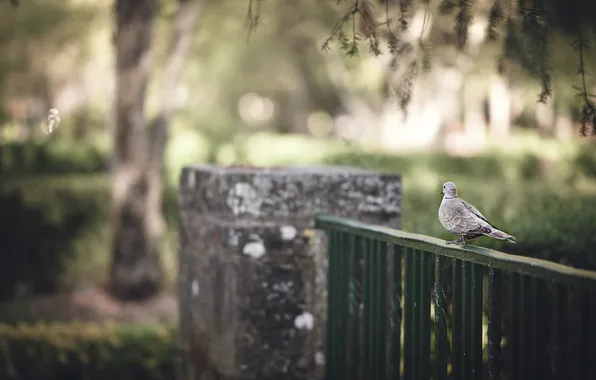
438 181 516 246
43 108 61 134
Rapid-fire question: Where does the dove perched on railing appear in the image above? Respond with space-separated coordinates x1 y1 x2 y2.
438 181 516 246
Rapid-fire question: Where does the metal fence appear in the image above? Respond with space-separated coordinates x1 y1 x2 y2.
315 214 596 380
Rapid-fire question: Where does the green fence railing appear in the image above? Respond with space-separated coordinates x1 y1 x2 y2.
315 214 596 380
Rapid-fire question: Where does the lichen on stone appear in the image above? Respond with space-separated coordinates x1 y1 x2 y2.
242 241 266 259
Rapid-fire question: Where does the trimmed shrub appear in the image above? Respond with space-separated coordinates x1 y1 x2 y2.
0 140 107 178
0 322 177 380
0 173 181 301
0 177 110 300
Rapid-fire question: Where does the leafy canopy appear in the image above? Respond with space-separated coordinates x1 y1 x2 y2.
247 0 596 136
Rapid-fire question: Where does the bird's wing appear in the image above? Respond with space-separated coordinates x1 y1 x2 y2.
460 199 490 224
441 200 492 235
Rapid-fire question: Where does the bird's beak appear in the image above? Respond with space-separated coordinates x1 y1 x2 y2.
440 191 443 195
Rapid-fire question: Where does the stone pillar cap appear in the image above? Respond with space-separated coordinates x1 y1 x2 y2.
180 164 401 224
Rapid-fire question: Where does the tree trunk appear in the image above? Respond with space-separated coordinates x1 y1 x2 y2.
111 0 160 300
110 0 204 300
488 74 511 138
462 76 487 151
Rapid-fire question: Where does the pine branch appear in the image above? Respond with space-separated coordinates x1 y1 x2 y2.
387 32 400 54
486 0 504 41
521 1 551 103
321 0 596 136
358 0 382 56
418 38 433 72
418 3 432 72
384 0 401 55
572 29 596 136
399 0 412 32
399 60 419 116
455 0 472 50
245 0 263 43
385 42 414 83
349 10 360 56
502 15 520 62
439 0 456 15
321 0 359 53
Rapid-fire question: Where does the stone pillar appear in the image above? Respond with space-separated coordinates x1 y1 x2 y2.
178 165 402 380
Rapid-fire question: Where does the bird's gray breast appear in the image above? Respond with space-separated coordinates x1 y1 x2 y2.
438 199 467 234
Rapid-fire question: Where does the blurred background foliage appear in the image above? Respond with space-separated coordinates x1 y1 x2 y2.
0 322 177 380
1 0 596 377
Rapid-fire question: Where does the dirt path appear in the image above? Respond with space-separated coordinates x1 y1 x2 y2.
0 286 178 324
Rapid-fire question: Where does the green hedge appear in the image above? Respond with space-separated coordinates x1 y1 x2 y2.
0 174 181 303
0 177 111 300
0 140 107 178
0 323 177 380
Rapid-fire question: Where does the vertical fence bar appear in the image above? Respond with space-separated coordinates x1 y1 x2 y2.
419 251 432 380
434 256 449 380
412 249 422 379
528 278 539 380
363 238 374 379
579 289 594 380
373 241 380 380
452 259 463 380
519 275 529 380
403 248 414 380
389 245 403 380
369 240 379 380
470 264 483 379
365 239 378 380
335 231 349 380
509 273 521 380
461 261 472 380
376 242 388 380
348 236 363 380
534 279 549 380
487 268 502 380
551 284 567 380
588 292 596 378
373 241 383 380
325 230 338 380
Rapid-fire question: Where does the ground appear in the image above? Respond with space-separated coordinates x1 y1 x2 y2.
1 286 178 324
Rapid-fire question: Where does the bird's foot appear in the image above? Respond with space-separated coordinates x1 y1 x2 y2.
446 237 466 246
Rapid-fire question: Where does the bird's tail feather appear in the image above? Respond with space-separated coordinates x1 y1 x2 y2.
485 228 516 243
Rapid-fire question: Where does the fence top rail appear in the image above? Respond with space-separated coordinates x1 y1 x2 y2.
315 214 596 289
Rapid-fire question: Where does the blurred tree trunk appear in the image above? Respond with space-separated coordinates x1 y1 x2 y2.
488 74 511 138
536 95 555 137
462 76 487 150
555 111 574 140
111 0 204 300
